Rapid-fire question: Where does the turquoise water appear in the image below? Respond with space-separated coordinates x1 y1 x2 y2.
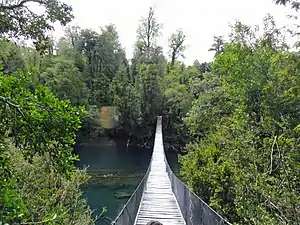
76 139 180 225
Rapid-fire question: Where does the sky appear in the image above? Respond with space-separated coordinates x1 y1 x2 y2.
51 0 296 65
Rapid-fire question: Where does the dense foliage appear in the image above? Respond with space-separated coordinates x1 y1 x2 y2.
180 16 300 225
0 69 92 224
0 0 299 224
0 0 93 224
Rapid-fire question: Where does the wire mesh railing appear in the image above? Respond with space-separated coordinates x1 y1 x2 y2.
110 165 150 225
111 123 156 225
164 153 231 225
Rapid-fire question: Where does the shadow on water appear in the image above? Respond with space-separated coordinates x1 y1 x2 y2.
76 138 181 225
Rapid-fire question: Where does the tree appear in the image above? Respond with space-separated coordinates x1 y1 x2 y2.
110 63 140 132
122 6 165 147
168 29 186 67
181 17 300 224
0 40 25 74
99 24 127 78
0 1 97 223
0 68 92 224
76 28 102 102
274 0 300 10
40 57 89 106
193 60 211 76
65 26 81 48
134 6 162 63
209 36 224 57
0 0 74 51
162 62 195 147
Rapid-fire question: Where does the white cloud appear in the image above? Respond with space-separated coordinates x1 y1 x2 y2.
52 0 295 64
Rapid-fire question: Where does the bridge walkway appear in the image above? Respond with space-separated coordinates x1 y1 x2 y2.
111 116 230 225
134 116 185 225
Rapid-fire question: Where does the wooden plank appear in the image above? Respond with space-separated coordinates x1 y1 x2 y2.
134 117 186 225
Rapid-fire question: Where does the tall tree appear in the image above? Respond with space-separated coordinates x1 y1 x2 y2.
134 6 162 63
77 28 100 94
99 24 127 78
65 26 81 48
168 29 186 67
209 36 224 57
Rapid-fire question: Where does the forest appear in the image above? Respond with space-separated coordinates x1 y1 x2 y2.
0 0 299 224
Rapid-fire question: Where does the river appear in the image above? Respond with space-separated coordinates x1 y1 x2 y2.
76 138 181 225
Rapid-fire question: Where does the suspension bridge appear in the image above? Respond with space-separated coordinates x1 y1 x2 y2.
111 116 230 225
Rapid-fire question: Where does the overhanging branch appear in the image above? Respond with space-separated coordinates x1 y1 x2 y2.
0 0 45 10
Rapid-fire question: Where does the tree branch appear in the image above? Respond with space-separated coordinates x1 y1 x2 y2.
275 139 291 190
269 135 277 174
20 209 70 225
0 95 25 118
0 0 44 10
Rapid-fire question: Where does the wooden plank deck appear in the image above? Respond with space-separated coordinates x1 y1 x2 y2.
134 117 186 225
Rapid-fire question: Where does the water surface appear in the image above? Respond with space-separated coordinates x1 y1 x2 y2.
76 138 180 224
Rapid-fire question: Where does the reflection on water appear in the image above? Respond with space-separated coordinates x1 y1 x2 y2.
76 138 180 225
